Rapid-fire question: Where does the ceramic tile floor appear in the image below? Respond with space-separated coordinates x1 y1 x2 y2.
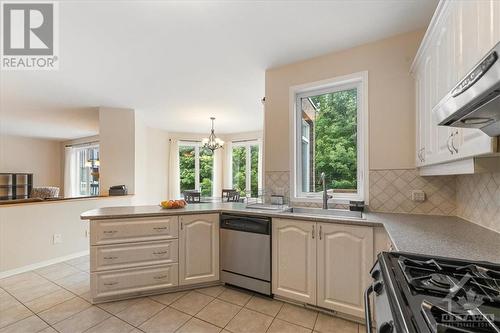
0 256 367 333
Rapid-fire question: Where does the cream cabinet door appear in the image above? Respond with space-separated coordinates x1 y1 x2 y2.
179 214 219 285
272 218 316 304
317 223 373 318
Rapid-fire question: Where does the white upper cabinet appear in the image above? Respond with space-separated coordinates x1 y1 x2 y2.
179 214 219 285
412 0 498 172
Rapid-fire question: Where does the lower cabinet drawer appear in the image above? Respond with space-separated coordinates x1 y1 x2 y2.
91 216 179 245
91 264 178 300
91 240 178 272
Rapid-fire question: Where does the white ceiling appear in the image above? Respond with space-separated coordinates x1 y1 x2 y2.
0 0 438 140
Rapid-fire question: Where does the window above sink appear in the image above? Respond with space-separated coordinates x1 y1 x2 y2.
290 71 369 204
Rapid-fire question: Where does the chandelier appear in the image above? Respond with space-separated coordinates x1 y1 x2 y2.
202 117 224 151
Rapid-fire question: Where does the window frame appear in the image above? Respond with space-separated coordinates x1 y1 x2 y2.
230 139 263 198
73 144 99 197
289 71 369 204
178 141 214 197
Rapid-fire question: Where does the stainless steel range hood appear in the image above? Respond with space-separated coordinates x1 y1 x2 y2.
434 41 500 137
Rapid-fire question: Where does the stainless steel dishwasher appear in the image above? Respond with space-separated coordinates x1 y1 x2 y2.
220 214 271 295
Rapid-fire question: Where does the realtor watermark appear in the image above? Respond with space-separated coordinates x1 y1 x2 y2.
441 273 495 329
0 1 59 70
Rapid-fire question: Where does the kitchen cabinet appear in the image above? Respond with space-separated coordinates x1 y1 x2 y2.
179 214 219 285
317 223 373 318
412 0 498 172
272 218 316 304
272 218 373 318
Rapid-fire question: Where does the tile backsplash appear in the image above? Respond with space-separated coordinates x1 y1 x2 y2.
265 169 457 215
264 169 499 232
456 172 500 233
369 169 456 215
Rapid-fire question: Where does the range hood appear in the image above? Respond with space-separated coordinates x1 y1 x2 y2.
434 41 500 137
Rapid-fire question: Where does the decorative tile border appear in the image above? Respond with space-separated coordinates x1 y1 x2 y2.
456 172 500 233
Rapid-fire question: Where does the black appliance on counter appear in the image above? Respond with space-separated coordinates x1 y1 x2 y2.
109 185 127 196
366 252 500 333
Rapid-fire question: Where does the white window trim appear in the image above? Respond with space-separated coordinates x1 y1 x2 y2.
230 139 263 197
288 71 369 204
178 141 214 196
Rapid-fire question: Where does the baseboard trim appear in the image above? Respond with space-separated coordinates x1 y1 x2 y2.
0 250 89 279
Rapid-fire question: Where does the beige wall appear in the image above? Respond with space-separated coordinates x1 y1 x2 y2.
133 113 169 205
0 196 133 274
99 107 136 195
0 134 63 188
264 30 424 172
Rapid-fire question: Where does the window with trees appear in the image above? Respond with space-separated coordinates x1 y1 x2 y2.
179 142 214 197
293 72 367 202
231 141 261 198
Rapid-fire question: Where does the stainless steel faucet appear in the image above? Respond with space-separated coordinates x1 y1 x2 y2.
320 172 332 210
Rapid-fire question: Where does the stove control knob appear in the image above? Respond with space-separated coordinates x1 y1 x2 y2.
379 321 393 333
371 269 381 280
373 281 384 295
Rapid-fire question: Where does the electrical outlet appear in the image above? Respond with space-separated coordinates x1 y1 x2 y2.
411 190 426 202
53 233 62 244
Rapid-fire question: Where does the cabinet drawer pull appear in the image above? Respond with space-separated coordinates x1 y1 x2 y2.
103 256 118 260
153 275 168 280
153 226 167 231
104 281 119 286
103 230 118 235
153 251 168 255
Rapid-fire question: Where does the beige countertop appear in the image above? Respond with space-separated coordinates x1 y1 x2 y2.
81 202 500 264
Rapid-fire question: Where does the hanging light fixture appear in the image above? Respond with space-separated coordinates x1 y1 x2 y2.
202 117 224 151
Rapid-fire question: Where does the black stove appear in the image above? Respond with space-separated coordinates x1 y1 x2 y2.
368 252 500 333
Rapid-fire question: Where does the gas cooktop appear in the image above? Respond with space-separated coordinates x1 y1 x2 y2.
374 252 500 333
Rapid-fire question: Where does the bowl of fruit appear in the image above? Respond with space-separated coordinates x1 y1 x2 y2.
160 199 187 209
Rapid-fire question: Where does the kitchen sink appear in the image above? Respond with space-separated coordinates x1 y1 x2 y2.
285 207 363 219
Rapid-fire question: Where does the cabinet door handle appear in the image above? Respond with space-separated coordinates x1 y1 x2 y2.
312 225 315 239
104 281 118 286
421 148 425 162
103 256 118 260
319 226 322 240
153 250 168 255
153 275 168 280
451 131 459 153
181 222 183 230
447 134 454 154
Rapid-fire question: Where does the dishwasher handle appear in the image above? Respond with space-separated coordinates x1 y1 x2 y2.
220 214 271 235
